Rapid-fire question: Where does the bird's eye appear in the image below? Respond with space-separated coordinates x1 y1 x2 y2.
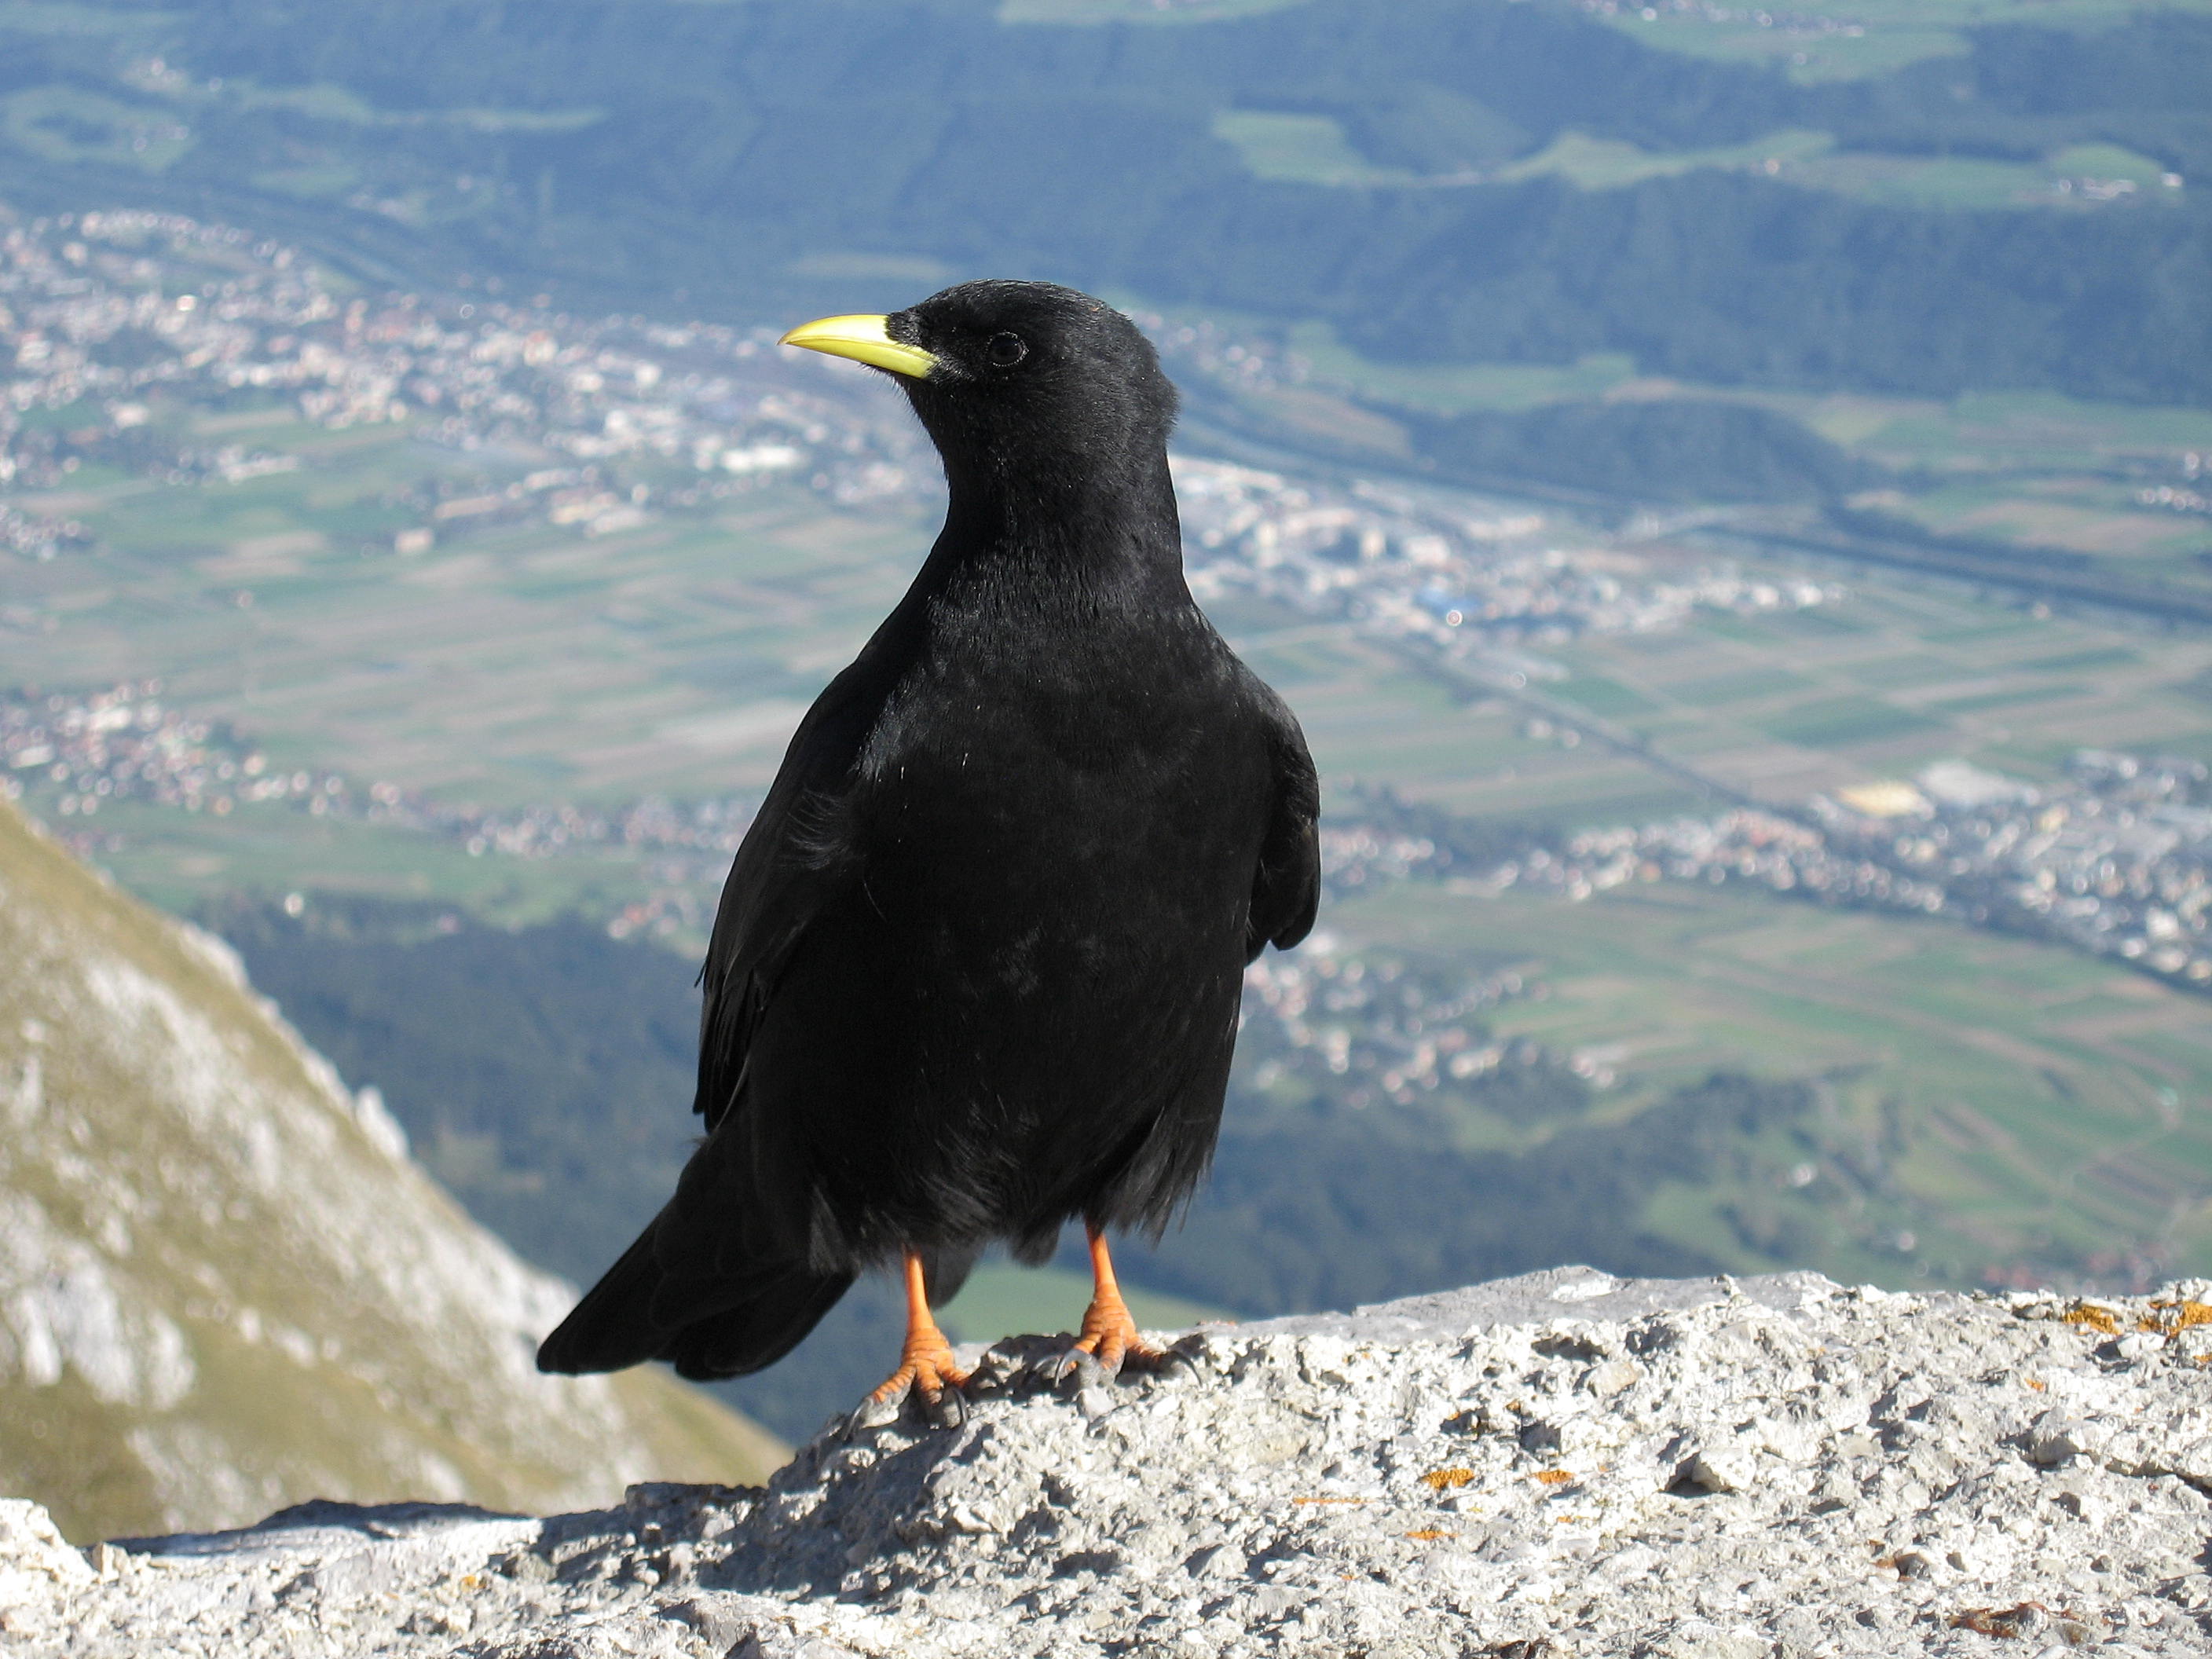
985 333 1027 368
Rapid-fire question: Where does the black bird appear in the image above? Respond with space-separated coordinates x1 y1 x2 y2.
537 281 1319 1423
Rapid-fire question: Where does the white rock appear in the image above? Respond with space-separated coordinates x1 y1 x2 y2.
1679 1437 1759 1493
2026 1407 2105 1466
9 1269 2212 1655
0 1500 93 1599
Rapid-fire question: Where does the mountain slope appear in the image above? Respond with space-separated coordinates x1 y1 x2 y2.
0 800 783 1544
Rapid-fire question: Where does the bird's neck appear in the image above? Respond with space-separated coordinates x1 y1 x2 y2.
935 449 1185 595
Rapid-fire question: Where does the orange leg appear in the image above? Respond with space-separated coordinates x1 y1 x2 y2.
863 1250 972 1427
1064 1224 1174 1378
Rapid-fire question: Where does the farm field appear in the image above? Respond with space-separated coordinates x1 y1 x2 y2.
1206 594 1717 829
15 380 2212 924
5 410 935 811
1584 0 2212 82
1208 529 2212 830
1541 566 2212 807
1213 102 2183 212
42 797 677 931
1323 875 2212 1290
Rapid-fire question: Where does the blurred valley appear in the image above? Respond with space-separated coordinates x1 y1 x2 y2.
4 0 2212 1444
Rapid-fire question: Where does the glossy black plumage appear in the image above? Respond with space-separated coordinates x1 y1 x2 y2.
537 281 1319 1382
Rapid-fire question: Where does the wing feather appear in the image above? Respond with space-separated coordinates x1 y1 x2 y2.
1243 679 1321 960
693 643 900 1132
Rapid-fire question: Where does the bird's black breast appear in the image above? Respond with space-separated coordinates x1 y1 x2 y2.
742 574 1277 1262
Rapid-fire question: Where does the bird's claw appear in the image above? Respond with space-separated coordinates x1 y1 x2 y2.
1046 1296 1198 1390
922 1379 969 1429
1107 1338 1198 1382
843 1395 900 1437
1049 1346 1112 1389
858 1336 972 1430
1144 1341 1200 1382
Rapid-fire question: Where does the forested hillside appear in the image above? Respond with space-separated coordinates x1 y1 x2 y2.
0 0 2205 405
1406 398 1882 502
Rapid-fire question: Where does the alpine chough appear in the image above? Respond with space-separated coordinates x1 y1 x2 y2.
537 280 1320 1425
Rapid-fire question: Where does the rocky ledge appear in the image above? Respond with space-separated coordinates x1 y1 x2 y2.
5 1268 2212 1657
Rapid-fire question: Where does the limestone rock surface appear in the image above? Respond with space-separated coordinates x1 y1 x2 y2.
7 1266 2212 1656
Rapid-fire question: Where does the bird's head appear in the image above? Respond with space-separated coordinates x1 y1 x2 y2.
781 280 1177 506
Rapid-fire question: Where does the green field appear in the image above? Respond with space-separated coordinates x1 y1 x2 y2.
1207 600 1717 829
1000 0 1302 22
1280 326 1640 418
1213 102 2180 213
1211 111 1419 187
1500 126 1804 192
1588 0 2212 83
1265 328 2212 456
6 409 932 812
5 373 1721 907
1541 574 2212 806
0 86 195 173
1327 876 2212 1287
42 799 708 935
1232 515 2212 830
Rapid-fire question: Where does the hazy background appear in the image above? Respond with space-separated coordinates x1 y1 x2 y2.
4 0 2211 1443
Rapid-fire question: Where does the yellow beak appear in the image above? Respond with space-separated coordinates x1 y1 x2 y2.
778 313 938 379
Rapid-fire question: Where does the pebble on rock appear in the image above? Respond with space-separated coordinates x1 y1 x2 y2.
5 1267 2212 1657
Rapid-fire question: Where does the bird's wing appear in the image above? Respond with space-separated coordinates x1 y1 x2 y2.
693 653 890 1133
1244 678 1322 960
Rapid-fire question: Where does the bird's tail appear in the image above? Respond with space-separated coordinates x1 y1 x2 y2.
537 1219 852 1382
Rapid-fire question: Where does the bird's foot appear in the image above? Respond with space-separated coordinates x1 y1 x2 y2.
855 1330 972 1431
1049 1291 1191 1384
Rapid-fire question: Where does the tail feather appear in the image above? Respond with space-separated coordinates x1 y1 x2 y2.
666 1269 855 1381
921 1243 978 1308
537 1215 851 1379
537 1225 665 1375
